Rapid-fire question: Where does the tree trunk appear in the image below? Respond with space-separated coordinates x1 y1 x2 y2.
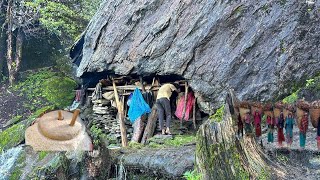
6 0 14 84
0 25 5 79
0 1 6 79
141 106 158 144
195 90 270 179
13 28 23 81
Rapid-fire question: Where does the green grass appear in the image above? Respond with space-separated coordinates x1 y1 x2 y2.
128 135 197 149
13 68 77 109
38 151 49 161
0 124 25 152
128 142 144 149
162 135 196 147
183 170 202 180
0 105 54 152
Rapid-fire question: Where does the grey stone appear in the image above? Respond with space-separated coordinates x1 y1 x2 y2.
117 146 195 178
76 0 320 111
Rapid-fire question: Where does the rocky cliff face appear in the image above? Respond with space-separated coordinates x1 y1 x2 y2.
76 0 320 108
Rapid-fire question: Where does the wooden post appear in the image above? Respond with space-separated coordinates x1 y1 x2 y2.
139 76 146 93
181 82 188 128
113 79 128 147
141 106 158 144
70 109 80 126
193 98 196 129
58 110 63 120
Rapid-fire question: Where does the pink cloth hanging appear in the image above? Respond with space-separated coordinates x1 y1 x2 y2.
175 92 195 121
75 90 82 102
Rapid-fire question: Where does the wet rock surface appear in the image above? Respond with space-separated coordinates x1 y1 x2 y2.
77 0 320 109
117 146 195 179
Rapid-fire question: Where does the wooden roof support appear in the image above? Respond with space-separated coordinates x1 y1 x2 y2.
112 79 128 147
87 85 160 91
180 81 188 128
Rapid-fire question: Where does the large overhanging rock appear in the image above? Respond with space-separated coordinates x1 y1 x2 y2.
76 0 320 108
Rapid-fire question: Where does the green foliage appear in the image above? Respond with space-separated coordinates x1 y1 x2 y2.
38 151 49 161
24 0 102 41
183 170 202 180
209 105 225 123
90 124 107 146
282 89 299 104
128 142 144 149
14 68 77 109
0 124 25 152
306 78 315 87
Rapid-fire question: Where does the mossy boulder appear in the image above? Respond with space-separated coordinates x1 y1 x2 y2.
42 76 77 108
0 106 54 152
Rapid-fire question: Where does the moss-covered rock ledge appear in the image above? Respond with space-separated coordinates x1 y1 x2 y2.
195 95 270 180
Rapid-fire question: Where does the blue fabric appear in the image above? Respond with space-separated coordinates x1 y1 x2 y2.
285 117 294 138
300 132 306 147
128 88 151 123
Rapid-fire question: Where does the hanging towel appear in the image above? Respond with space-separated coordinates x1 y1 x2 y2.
75 90 82 102
128 88 151 123
175 92 195 121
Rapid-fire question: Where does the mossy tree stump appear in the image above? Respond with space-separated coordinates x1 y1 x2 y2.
196 91 270 179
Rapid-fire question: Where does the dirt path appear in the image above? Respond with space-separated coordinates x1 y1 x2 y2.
0 85 31 129
259 122 320 179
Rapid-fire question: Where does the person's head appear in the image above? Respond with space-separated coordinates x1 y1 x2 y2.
172 83 181 93
267 115 271 119
288 113 292 118
304 112 308 118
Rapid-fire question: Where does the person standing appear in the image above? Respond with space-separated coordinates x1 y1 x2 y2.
156 83 178 135
267 116 274 143
277 112 285 147
237 113 244 137
253 110 262 138
299 112 309 149
244 112 252 135
285 113 295 148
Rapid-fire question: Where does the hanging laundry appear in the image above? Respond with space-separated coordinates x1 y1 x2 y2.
128 88 151 123
75 90 82 102
175 92 195 121
143 91 154 108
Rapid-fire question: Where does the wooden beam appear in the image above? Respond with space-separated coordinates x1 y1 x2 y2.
139 76 146 93
87 85 160 91
112 79 128 147
193 98 196 129
181 82 188 128
141 106 158 144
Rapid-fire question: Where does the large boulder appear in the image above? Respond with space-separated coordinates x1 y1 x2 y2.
76 0 320 108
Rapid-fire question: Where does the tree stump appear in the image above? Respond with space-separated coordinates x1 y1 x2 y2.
195 91 270 179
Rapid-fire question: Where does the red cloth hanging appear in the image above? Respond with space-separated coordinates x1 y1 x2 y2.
175 92 195 121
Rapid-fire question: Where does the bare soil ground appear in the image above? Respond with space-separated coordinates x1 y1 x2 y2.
0 85 32 129
260 123 320 179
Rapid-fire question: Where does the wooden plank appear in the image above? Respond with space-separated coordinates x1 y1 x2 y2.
193 98 196 129
139 76 146 93
141 106 158 144
87 85 160 91
181 82 188 128
112 79 128 147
